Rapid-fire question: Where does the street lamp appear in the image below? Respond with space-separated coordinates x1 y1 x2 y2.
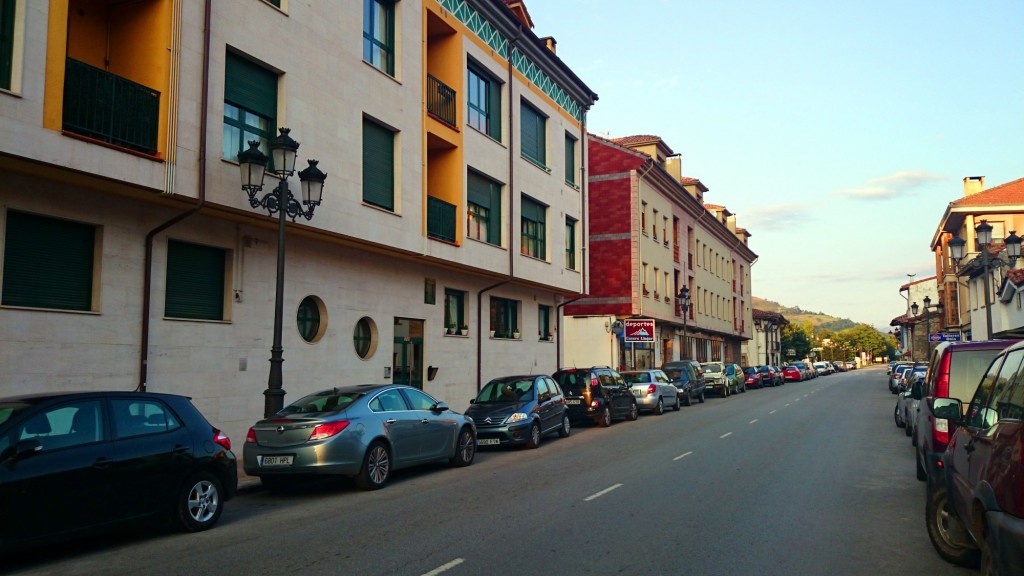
238 129 328 417
678 286 691 358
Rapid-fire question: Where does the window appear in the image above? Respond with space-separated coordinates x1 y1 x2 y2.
444 289 465 332
370 389 407 412
165 240 226 320
0 0 16 91
16 401 104 452
490 297 519 338
2 211 97 311
654 267 660 296
652 209 659 239
402 388 439 411
354 317 377 359
467 62 500 140
223 52 277 163
520 100 546 167
539 304 551 340
565 217 577 270
521 196 546 259
297 296 326 343
363 118 395 211
467 170 502 245
564 133 576 185
641 202 648 234
363 0 395 76
112 399 181 439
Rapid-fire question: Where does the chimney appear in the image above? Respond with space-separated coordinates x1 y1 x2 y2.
964 176 986 196
540 36 556 54
665 155 682 182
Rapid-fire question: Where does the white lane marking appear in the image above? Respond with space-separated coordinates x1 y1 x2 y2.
785 403 791 407
673 451 693 461
422 558 465 576
769 410 777 414
720 432 732 439
804 394 809 398
795 398 801 402
585 483 623 501
749 419 758 424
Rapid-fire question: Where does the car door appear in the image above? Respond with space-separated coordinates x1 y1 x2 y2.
400 387 454 461
547 378 567 428
369 388 420 466
0 399 113 540
603 370 630 416
534 378 557 433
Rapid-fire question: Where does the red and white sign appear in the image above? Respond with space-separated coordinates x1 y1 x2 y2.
623 319 655 342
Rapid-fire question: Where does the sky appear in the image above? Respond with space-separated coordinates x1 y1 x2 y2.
525 0 1024 331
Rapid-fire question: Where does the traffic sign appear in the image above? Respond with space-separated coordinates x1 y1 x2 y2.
929 332 962 342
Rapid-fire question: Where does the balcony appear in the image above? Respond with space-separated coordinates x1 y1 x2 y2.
62 58 160 155
427 196 457 242
426 74 457 128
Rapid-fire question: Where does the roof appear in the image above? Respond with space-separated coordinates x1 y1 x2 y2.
680 177 709 192
612 135 664 147
752 309 788 324
899 275 937 291
950 177 1024 208
1007 268 1024 287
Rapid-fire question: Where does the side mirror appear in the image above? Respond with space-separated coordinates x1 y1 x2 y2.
469 399 476 404
933 397 963 423
432 402 450 412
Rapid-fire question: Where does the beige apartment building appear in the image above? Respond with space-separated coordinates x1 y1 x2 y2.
0 0 596 443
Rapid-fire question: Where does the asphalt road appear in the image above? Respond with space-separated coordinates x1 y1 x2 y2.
7 366 979 576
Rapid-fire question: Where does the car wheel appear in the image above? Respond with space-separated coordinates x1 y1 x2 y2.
558 414 571 438
895 404 903 427
698 390 705 404
682 393 692 407
926 485 979 567
175 471 223 533
450 426 476 467
915 449 927 482
525 421 542 449
654 398 664 415
723 385 729 398
597 406 612 427
627 401 639 421
355 441 390 490
905 416 913 436
673 395 681 411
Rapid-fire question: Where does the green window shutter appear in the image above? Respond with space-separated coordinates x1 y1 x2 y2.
467 172 491 209
0 0 15 91
2 211 94 311
225 52 277 120
469 171 502 245
564 135 575 184
363 119 395 211
487 77 501 140
165 240 225 320
520 102 545 165
522 197 545 224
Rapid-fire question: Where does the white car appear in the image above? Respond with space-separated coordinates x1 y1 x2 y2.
620 369 681 415
813 361 833 375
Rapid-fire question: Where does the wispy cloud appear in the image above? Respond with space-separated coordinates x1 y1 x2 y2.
831 170 947 200
742 204 811 230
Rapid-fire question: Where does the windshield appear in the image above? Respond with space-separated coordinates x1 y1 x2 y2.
702 364 723 374
477 378 535 403
745 367 757 374
0 401 31 427
280 391 362 414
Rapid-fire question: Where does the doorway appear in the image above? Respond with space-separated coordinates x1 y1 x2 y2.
393 318 424 389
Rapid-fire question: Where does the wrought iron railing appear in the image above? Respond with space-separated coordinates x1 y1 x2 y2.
63 58 160 154
427 196 457 242
426 74 456 127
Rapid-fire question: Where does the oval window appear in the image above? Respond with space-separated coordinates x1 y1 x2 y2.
354 317 378 359
296 296 326 343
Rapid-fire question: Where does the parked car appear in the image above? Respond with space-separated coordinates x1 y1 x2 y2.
846 360 857 370
622 370 681 414
771 366 786 384
894 386 912 428
743 366 763 389
466 375 570 449
812 361 833 375
0 391 238 549
724 363 746 393
244 384 476 491
781 365 802 382
926 340 1024 574
791 361 813 380
661 361 706 406
702 361 742 396
758 365 780 387
552 366 639 426
889 363 913 393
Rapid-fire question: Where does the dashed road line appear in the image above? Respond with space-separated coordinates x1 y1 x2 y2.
585 483 623 501
769 409 777 414
720 432 732 439
673 451 693 461
749 419 758 424
422 558 465 576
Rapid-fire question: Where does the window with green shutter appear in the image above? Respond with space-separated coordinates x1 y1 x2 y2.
521 196 546 260
467 169 502 245
363 118 395 211
565 216 577 270
564 133 577 185
467 62 501 140
223 51 278 163
539 304 552 340
363 0 395 76
444 289 465 331
520 100 546 168
2 211 96 311
0 0 15 91
489 297 519 338
165 240 226 320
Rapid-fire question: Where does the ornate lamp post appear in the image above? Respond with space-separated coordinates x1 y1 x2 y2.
678 286 691 358
238 129 327 417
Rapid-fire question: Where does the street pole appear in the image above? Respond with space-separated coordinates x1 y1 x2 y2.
982 248 993 339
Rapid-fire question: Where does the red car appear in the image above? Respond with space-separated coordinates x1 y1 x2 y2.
743 367 762 389
782 365 802 382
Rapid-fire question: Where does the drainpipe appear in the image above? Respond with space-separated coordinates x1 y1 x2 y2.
137 0 212 392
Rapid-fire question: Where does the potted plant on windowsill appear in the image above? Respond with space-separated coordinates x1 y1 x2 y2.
512 330 521 339
447 323 456 335
459 324 468 336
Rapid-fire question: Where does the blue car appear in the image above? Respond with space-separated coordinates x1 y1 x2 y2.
466 375 570 449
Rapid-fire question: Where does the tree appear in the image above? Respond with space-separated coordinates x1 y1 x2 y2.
782 322 812 360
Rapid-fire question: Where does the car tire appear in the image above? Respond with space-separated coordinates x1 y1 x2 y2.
558 414 571 438
698 390 705 404
723 385 729 398
741 383 747 393
905 416 913 437
450 426 476 467
682 393 692 407
673 395 681 411
525 421 542 449
926 485 979 567
355 441 390 490
654 398 664 415
627 401 639 421
175 471 223 533
915 449 927 482
597 406 612 427
895 404 903 427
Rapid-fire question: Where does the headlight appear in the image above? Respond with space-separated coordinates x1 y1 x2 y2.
505 412 528 424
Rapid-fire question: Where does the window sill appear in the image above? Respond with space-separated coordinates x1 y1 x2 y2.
521 155 551 173
467 124 505 147
564 180 580 191
362 59 401 84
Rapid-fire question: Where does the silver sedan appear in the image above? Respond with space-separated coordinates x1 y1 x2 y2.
243 384 476 490
621 369 681 415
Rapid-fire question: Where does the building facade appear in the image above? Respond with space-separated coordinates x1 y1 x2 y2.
562 135 756 370
0 0 596 444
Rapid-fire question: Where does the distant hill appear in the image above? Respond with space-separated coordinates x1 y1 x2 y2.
752 296 856 332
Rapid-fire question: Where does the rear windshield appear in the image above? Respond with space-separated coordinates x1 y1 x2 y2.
948 349 1002 399
622 372 651 384
281 391 362 414
663 369 689 382
759 366 771 373
745 367 757 374
554 371 593 395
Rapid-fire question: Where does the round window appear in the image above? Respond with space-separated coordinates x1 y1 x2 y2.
354 317 378 359
296 296 327 343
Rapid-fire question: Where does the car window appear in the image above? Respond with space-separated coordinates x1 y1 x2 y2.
654 371 669 384
402 388 440 410
547 379 562 397
283 391 361 414
16 400 105 452
1002 374 1024 422
554 371 586 395
967 350 1024 428
111 399 181 439
622 372 651 384
370 389 410 412
947 348 1003 400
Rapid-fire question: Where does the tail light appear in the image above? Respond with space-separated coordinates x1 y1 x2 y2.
309 420 350 441
647 384 657 396
934 417 949 448
213 428 232 451
931 351 953 450
935 351 951 398
245 427 257 444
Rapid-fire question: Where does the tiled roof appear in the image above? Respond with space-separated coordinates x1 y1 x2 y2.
752 309 788 324
1008 268 1024 287
704 203 725 210
612 135 661 146
950 177 1024 207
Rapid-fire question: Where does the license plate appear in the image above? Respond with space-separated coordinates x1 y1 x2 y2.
633 390 642 397
565 399 581 405
477 438 500 446
259 455 294 467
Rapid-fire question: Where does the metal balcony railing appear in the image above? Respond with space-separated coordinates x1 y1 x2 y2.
427 196 457 242
426 74 456 127
63 58 160 154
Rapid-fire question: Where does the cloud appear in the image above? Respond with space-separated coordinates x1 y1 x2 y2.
742 204 812 230
830 170 948 201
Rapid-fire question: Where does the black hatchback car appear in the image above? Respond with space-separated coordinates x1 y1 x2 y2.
0 391 237 549
466 375 570 449
552 367 638 427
